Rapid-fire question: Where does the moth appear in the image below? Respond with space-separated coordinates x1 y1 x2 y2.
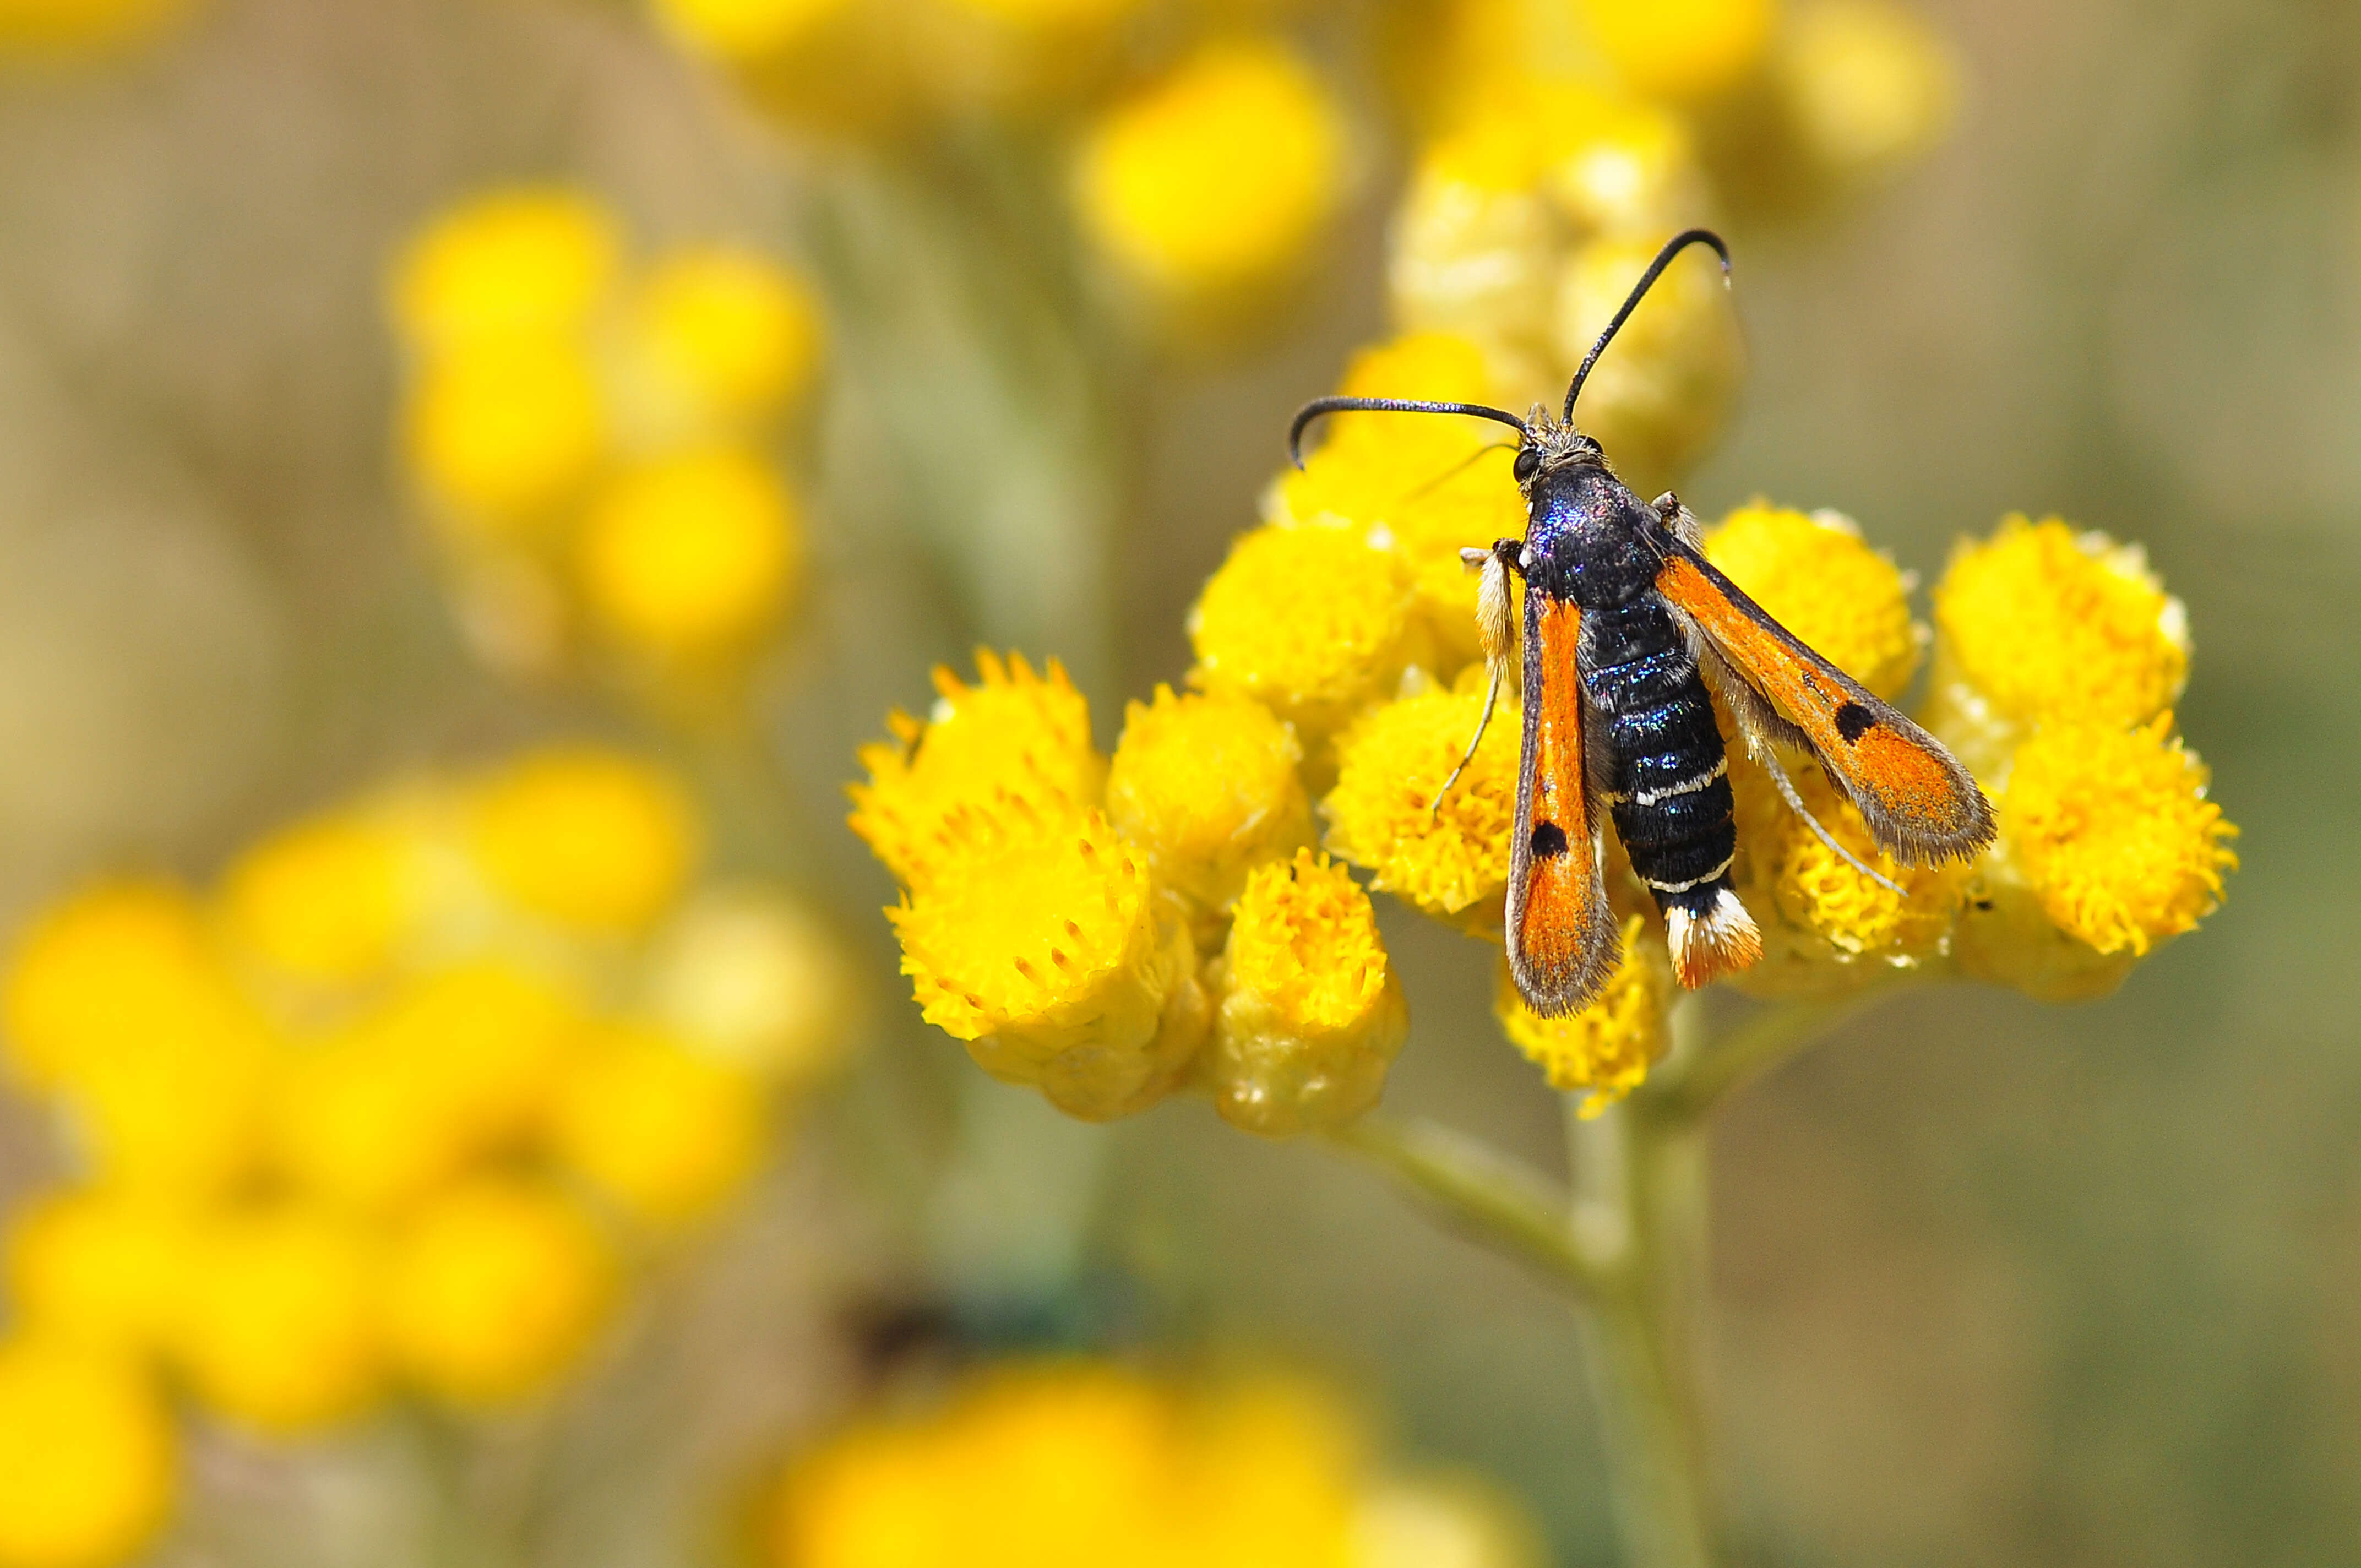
1291 228 1995 1016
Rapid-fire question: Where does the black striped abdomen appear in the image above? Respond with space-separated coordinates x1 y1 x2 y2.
1582 602 1737 914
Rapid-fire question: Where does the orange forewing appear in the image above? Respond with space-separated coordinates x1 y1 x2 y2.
1507 595 1617 1014
1654 548 1993 859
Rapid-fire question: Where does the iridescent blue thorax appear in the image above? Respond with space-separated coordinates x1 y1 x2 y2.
1519 444 1663 610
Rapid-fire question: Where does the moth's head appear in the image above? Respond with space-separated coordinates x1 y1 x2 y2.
1512 409 1607 493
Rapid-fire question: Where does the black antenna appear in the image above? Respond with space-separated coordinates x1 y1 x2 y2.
1562 228 1731 423
1288 396 1529 470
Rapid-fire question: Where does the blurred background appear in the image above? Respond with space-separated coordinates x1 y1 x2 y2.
0 0 2346 1564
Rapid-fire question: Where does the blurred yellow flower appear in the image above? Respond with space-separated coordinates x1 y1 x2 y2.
1999 712 2237 958
406 342 607 529
1704 500 1919 699
1579 0 1777 103
389 188 622 358
217 807 427 984
1494 917 1670 1115
849 651 1105 889
576 449 804 660
1105 685 1313 912
622 247 824 438
889 798 1206 1121
553 1023 767 1227
1189 524 1419 741
2 880 222 1090
645 886 856 1079
54 1015 271 1202
4 1191 188 1358
651 0 849 61
172 1206 385 1436
383 1177 617 1408
0 1337 174 1568
1207 850 1407 1137
470 746 701 934
1931 515 2188 749
1776 0 1961 182
1074 39 1347 309
1324 682 1517 924
1554 231 1743 490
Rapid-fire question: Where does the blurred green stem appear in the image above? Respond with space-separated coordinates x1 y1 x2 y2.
1337 992 1882 1567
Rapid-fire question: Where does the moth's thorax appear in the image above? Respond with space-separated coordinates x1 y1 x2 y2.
1520 445 1661 609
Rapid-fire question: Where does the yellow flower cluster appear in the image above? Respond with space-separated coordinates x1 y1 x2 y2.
854 652 1413 1133
389 187 824 684
0 746 852 1564
768 1360 1539 1568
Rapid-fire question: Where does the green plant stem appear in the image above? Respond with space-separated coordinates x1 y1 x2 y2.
1332 992 1888 1567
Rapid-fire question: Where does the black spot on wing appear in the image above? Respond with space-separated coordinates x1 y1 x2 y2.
1835 701 1876 743
1530 822 1570 860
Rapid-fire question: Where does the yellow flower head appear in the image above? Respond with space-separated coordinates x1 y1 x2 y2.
3 879 230 1088
1998 713 2236 958
1578 0 1777 103
849 650 1106 889
552 1022 768 1228
1776 0 1961 182
1207 850 1407 1137
1189 524 1420 741
405 340 607 530
1074 39 1347 304
1494 917 1669 1115
389 187 621 358
469 746 702 934
6 1190 189 1358
383 1177 618 1408
172 1205 385 1436
1105 685 1314 911
620 246 823 438
0 1336 175 1568
217 805 432 984
1704 500 1921 698
888 799 1205 1121
575 448 803 660
1323 681 1517 924
1742 756 1964 968
1554 231 1744 492
1931 515 2189 757
645 886 855 1080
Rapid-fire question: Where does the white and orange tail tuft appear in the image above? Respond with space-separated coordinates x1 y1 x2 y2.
1665 888 1762 989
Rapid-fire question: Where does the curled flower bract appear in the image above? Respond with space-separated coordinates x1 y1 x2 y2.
1105 685 1313 912
1207 850 1407 1137
1324 682 1517 924
1494 918 1670 1115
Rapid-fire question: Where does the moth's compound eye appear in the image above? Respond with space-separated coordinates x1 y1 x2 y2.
1512 447 1539 482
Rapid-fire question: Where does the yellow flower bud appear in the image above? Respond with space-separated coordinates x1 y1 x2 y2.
1775 0 1961 183
1105 685 1313 911
3 880 221 1089
470 746 701 934
645 886 856 1080
552 1023 767 1228
216 806 431 984
1577 0 1777 103
389 188 621 358
889 800 1206 1121
172 1205 385 1435
1494 917 1670 1115
1927 515 2188 771
1554 232 1743 494
1704 500 1921 699
575 448 803 660
850 650 1106 889
1323 680 1517 927
383 1177 617 1408
0 1336 175 1568
5 1190 189 1357
620 247 823 438
1074 40 1347 309
404 340 607 530
1207 850 1407 1137
1189 524 1421 742
1995 713 2236 960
